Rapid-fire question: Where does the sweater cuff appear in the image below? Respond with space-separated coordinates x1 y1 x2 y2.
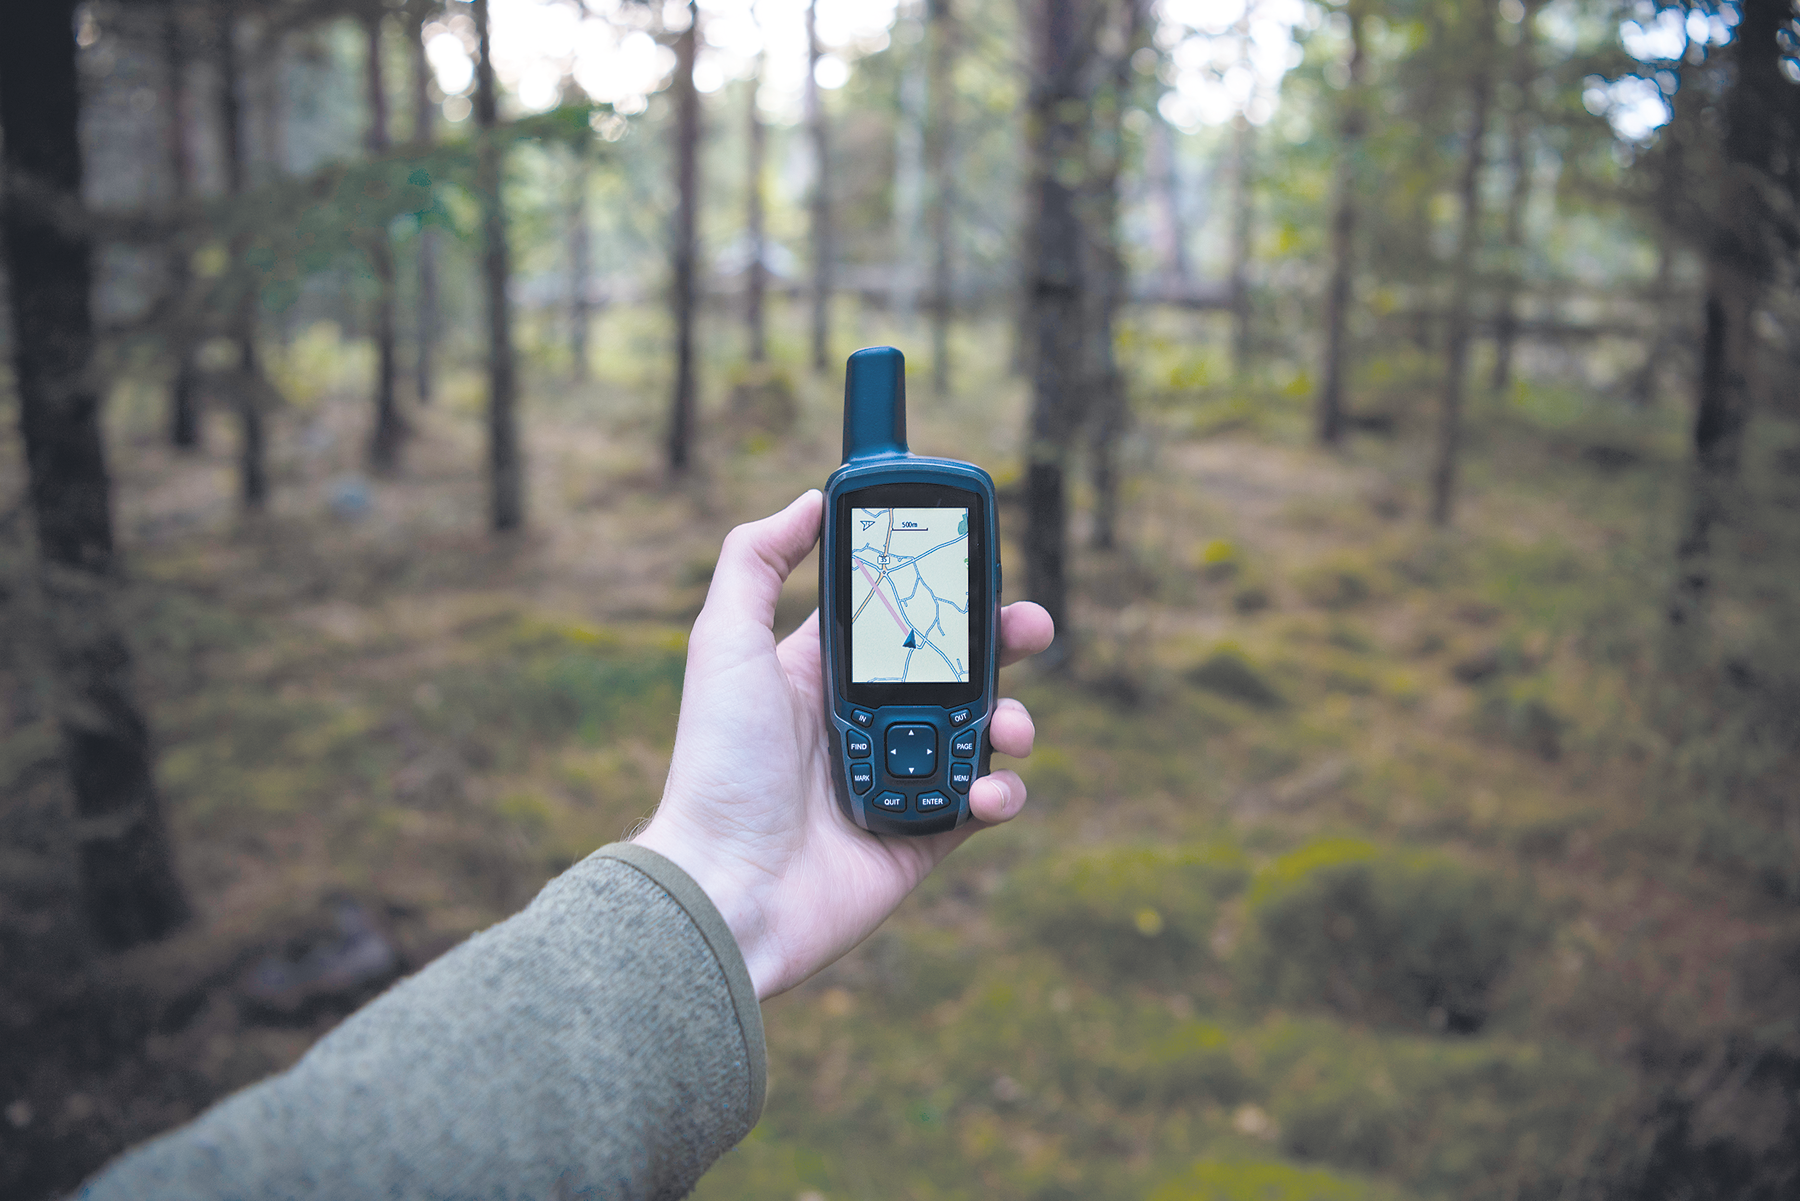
593 842 767 1126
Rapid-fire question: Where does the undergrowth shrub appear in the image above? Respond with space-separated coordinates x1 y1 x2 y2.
1474 678 1568 761
1292 553 1385 610
1187 649 1285 709
1246 840 1545 1032
1256 1019 1630 1197
996 844 1249 985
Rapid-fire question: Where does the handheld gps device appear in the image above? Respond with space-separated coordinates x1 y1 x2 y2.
820 346 1001 836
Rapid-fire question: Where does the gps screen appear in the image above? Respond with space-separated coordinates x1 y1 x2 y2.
848 506 970 684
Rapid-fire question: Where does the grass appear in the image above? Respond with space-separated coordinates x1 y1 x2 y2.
3 303 1798 1198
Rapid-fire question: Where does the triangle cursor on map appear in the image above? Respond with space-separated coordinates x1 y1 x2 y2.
903 629 921 649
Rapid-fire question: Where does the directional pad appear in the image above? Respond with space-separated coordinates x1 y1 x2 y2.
885 724 937 778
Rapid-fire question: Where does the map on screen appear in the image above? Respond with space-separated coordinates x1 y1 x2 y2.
849 506 970 684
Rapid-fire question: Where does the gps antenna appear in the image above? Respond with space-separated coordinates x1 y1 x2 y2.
842 345 909 463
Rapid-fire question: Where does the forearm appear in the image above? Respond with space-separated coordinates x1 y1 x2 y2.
76 845 765 1201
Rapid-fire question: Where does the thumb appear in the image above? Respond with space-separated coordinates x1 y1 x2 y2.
697 490 824 635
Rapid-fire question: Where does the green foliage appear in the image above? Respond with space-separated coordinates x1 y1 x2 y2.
996 843 1249 985
1247 842 1545 1032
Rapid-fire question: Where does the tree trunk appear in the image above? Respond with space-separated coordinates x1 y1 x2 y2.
365 11 404 472
1087 0 1147 552
667 0 700 475
473 0 521 529
568 147 592 381
925 0 956 395
255 24 291 352
216 1 267 510
1489 0 1538 396
1227 114 1255 375
411 0 439 406
1 0 190 949
746 58 768 363
892 11 926 324
1629 242 1673 408
1147 106 1189 288
1025 0 1090 661
1314 0 1365 446
255 26 287 183
806 0 833 374
161 1 201 450
1429 17 1494 528
1668 0 1788 627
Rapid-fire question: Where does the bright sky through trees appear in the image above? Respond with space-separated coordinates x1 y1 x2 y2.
419 0 1789 147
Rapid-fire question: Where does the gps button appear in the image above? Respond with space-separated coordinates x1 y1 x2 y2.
845 731 872 759
951 728 979 758
948 762 974 793
871 791 907 813
850 762 875 794
949 708 971 726
916 791 950 812
851 709 874 728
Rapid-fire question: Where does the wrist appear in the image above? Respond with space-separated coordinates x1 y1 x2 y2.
632 817 783 999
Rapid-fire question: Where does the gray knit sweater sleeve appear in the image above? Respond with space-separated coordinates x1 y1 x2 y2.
75 843 767 1201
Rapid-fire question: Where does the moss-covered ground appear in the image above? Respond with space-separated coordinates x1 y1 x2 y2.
3 303 1798 1198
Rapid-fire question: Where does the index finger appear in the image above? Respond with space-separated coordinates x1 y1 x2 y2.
999 602 1055 668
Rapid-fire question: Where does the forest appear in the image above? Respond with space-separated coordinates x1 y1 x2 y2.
2 0 1798 1196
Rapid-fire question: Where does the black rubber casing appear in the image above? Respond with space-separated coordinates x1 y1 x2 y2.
820 458 1001 836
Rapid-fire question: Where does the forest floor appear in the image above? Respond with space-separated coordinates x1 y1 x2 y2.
3 308 1799 1199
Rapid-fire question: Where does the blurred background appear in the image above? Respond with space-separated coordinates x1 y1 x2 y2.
2 0 1799 1197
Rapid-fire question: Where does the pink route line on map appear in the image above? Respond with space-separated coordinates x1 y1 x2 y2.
857 562 911 635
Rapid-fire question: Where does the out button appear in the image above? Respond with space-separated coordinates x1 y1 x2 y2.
886 724 937 778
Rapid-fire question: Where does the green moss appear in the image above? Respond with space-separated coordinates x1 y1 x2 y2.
1149 1158 1402 1201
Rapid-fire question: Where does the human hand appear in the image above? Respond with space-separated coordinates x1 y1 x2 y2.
633 489 1054 999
